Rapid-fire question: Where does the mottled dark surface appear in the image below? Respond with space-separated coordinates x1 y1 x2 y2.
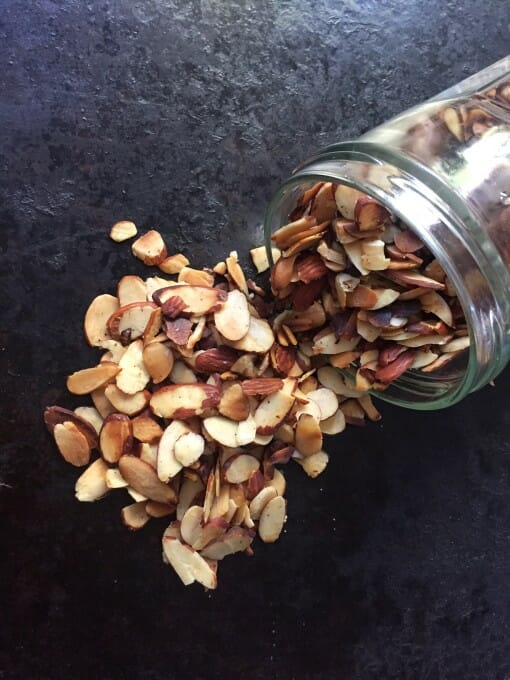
1 1 510 678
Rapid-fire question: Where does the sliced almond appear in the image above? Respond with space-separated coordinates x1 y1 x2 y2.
420 290 454 327
157 420 191 481
203 416 239 449
295 413 323 457
104 384 150 416
320 409 346 435
254 380 296 435
99 413 133 464
75 457 109 501
265 468 286 496
105 467 128 489
192 518 229 551
249 486 278 521
235 416 257 446
177 477 204 520
84 294 119 347
132 230 167 266
146 500 176 518
162 536 217 589
178 266 215 287
250 246 281 273
227 315 274 354
121 502 150 530
305 388 339 420
91 385 116 419
441 336 470 353
335 185 365 220
116 339 150 395
295 450 329 478
67 363 120 395
354 196 390 230
107 301 158 342
73 406 103 436
169 360 197 385
159 253 190 274
258 496 286 543
117 275 147 307
312 332 360 355
174 431 205 467
153 284 226 316
53 422 91 467
223 454 260 484
119 455 177 505
219 382 250 421
44 405 98 448
131 413 164 443
150 383 220 419
214 289 251 342
181 505 205 546
200 526 254 560
109 220 137 242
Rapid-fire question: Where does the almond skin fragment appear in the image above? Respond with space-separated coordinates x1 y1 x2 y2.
150 383 221 419
131 230 168 266
118 455 177 505
258 496 287 543
53 421 91 467
67 363 120 395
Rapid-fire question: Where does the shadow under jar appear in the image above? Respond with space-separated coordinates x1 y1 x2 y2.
264 57 510 410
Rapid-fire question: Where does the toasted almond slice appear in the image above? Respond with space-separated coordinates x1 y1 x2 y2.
354 196 390 230
143 307 163 345
53 422 91 467
119 455 177 504
226 315 275 354
203 416 239 448
159 253 190 274
420 290 454 327
163 521 182 542
99 413 133 464
344 241 370 275
295 399 321 422
358 394 382 422
420 352 459 373
441 336 470 353
91 385 116 418
121 502 150 530
44 405 99 448
105 467 128 489
139 442 158 468
410 350 439 369
116 339 150 395
305 388 338 420
367 287 401 310
72 407 103 437
317 366 363 397
219 382 250 421
146 500 176 518
399 334 453 348
258 496 286 543
271 215 317 248
109 220 137 242
329 350 361 369
104 384 150 416
295 413 323 457
132 230 167 266
295 450 329 478
107 301 158 342
223 454 260 484
249 487 278 521
335 185 366 220
150 383 220 419
312 332 360 355
200 526 254 560
254 383 296 435
346 284 378 308
384 269 445 290
131 413 164 443
67 363 120 395
75 458 109 501
250 246 281 273
270 253 298 290
153 284 226 316
265 468 286 496
181 505 205 546
192 518 230 551
157 420 190 481
320 409 346 435
235 416 257 446
100 339 128 364
127 486 148 503
226 251 248 294
162 537 217 589
178 266 214 287
339 399 366 425
360 239 391 270
210 484 231 520
117 275 147 307
177 477 205 520
174 432 205 467
214 289 250 341
283 231 325 258
84 294 119 347
169 360 197 385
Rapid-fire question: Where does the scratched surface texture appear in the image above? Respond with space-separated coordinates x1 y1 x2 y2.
1 1 510 678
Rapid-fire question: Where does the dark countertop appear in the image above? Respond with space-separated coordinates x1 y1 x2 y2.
2 1 510 678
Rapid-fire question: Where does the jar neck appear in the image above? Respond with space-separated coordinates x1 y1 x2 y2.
264 143 510 409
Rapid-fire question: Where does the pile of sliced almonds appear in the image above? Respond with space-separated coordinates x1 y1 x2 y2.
269 183 470 389
44 222 382 589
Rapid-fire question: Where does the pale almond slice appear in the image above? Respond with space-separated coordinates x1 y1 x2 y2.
295 400 322 423
99 413 132 464
142 342 174 384
210 484 231 520
226 251 248 294
109 220 137 242
143 307 163 345
128 485 149 504
146 501 176 518
360 239 391 270
107 301 158 342
384 269 445 290
177 477 204 520
163 521 182 542
104 384 150 416
100 339 127 363
181 505 205 546
150 383 220 419
249 487 278 521
320 409 346 435
367 288 401 310
295 414 323 457
200 526 254 560
73 406 103 435
335 185 366 220
119 455 177 504
105 467 129 489
117 275 147 307
421 352 459 373
157 420 191 481
410 350 439 369
274 423 295 444
159 253 190 274
357 317 381 342
250 246 281 273
441 336 470 353
192 518 229 551
305 388 338 420
121 502 150 530
169 360 198 385
271 215 317 248
67 363 120 395
399 334 453 348
75 458 109 501
44 405 98 448
162 537 217 589
116 339 151 395
132 230 167 266
312 332 360 355
344 241 370 275
84 294 119 347
253 433 274 446
223 454 260 484
254 379 296 435
235 416 257 446
131 413 164 443
53 422 91 467
265 468 286 496
258 496 286 543
145 276 174 300
174 432 205 467
295 450 329 478
139 442 158 468
227 315 275 354
203 416 239 448
91 385 116 418
153 284 226 316
214 289 250 341
358 394 382 422
339 399 366 425
420 290 454 327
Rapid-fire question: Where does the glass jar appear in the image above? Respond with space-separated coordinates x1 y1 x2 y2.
264 56 510 410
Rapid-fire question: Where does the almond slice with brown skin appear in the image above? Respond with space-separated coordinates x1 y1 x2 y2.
109 220 137 242
153 284 227 316
223 454 260 484
107 301 158 342
162 537 217 589
181 505 205 546
306 388 339 420
270 252 298 290
271 215 317 248
420 290 454 327
384 269 445 290
200 526 255 560
258 496 286 543
119 455 177 505
131 230 167 266
75 458 109 501
254 379 296 435
150 383 220 419
241 377 283 396
335 185 366 220
91 385 116 419
84 294 119 347
265 468 286 495
309 182 337 222
249 486 278 521
192 518 229 551
121 502 150 530
374 349 417 383
67 363 120 395
354 196 391 231
99 413 133 464
142 342 174 384
295 414 323 456
312 332 360 355
53 421 91 467
44 405 99 448
73 406 103 436
145 500 176 518
214 289 250 341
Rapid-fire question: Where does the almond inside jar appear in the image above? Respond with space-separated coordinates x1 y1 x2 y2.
268 181 471 395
